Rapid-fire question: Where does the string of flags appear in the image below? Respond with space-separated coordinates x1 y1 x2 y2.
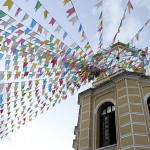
63 0 94 57
0 0 150 139
95 0 103 52
129 18 150 46
112 0 134 45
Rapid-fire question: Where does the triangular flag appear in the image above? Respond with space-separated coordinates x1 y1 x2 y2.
15 8 22 16
44 10 48 19
64 0 70 5
37 25 43 34
3 0 14 11
30 19 37 28
63 31 67 40
145 19 150 26
78 24 82 32
95 0 103 10
49 17 56 26
69 16 78 25
1 21 9 28
127 0 133 14
50 34 54 43
66 7 75 18
44 29 49 36
21 13 29 22
54 25 62 33
25 28 31 35
7 17 15 24
35 1 42 11
0 10 6 18
99 12 102 20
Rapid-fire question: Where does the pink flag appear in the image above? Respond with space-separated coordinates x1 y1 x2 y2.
15 30 24 36
19 38 25 44
37 24 43 34
135 33 139 41
66 7 75 18
15 7 22 16
145 47 148 53
4 38 11 45
128 0 133 14
49 17 56 26
16 23 24 28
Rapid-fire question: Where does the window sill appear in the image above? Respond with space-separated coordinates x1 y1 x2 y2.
96 144 117 150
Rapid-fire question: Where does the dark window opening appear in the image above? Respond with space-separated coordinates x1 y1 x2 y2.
100 104 116 147
147 97 150 114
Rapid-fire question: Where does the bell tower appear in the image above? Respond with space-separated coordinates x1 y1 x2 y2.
73 70 150 150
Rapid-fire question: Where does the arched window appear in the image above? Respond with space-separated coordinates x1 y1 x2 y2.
147 97 150 114
97 102 116 148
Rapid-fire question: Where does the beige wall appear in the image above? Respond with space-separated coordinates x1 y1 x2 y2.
73 72 150 150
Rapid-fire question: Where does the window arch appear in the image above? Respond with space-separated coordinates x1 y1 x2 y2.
97 102 116 148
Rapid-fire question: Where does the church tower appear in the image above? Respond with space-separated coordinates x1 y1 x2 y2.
72 43 150 150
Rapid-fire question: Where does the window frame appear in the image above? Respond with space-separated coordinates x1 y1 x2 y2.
96 102 117 148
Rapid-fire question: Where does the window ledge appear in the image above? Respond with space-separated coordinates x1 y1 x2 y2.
96 144 117 150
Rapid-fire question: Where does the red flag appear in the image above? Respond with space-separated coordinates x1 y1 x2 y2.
66 7 75 18
49 17 56 26
128 0 133 14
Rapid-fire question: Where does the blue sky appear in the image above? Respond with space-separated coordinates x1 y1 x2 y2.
1 0 150 150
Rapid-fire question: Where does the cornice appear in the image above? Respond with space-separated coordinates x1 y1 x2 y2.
78 88 93 105
78 71 150 105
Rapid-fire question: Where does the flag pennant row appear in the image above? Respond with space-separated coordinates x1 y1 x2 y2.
0 0 149 140
96 0 103 52
129 18 150 46
63 0 94 57
112 0 134 45
2 0 94 60
32 0 91 58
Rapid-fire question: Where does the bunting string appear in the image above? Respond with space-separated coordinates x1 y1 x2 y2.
63 0 94 56
0 0 149 139
129 18 150 46
111 0 134 45
95 0 103 52
35 0 89 57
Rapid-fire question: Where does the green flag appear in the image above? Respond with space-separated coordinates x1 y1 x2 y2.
126 43 130 49
0 10 6 18
35 1 42 11
50 34 54 43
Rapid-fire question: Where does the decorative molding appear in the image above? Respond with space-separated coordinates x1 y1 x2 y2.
78 71 150 105
78 88 92 105
94 98 116 114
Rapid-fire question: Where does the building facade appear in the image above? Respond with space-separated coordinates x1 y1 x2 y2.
73 70 150 150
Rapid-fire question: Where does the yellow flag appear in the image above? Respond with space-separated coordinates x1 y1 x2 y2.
24 57 28 62
3 0 14 11
32 63 37 68
44 10 48 19
64 0 70 5
79 50 84 56
44 40 49 45
54 39 60 46
0 36 3 42
27 42 33 47
118 27 120 33
85 44 90 50
14 86 18 91
45 68 50 72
